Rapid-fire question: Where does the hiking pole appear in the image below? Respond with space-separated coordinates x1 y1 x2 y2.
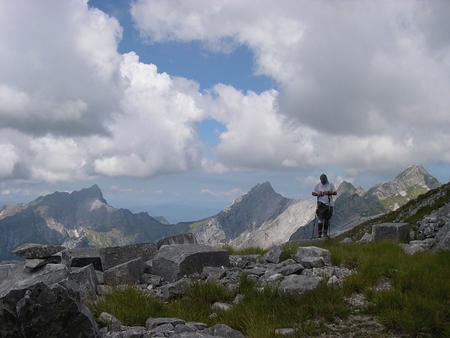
311 196 318 239
326 194 331 238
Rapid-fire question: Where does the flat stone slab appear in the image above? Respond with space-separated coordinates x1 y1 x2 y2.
372 223 410 242
291 246 331 265
100 242 157 271
62 248 102 271
278 275 324 296
152 244 230 282
156 233 197 249
103 258 144 285
12 243 66 259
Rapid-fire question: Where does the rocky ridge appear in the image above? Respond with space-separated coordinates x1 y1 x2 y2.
0 185 190 262
0 165 443 262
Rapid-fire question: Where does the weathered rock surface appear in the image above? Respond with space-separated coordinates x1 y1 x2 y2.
1 240 348 337
372 223 410 243
0 262 99 337
11 243 66 259
152 244 231 282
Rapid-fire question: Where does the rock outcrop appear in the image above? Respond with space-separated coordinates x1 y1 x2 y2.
1 240 349 338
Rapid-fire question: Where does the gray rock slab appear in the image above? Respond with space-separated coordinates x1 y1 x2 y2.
358 232 373 243
291 246 331 264
300 256 325 269
103 257 144 285
152 244 230 282
70 264 99 301
229 254 260 268
278 275 324 296
276 264 304 276
435 221 450 251
16 281 99 338
202 266 227 281
372 223 410 242
24 255 61 269
62 247 102 271
202 323 246 338
160 278 190 299
100 242 157 271
157 233 197 249
0 263 69 298
145 317 186 331
263 245 284 264
11 243 66 259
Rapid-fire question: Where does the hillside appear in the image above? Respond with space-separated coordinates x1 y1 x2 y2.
290 165 442 241
335 180 450 243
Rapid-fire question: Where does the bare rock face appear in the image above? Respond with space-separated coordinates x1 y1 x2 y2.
16 281 99 338
196 182 311 249
152 244 230 282
0 262 99 338
11 243 66 259
278 275 324 296
372 223 410 243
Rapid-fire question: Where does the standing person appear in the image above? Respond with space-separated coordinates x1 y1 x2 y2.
312 174 337 238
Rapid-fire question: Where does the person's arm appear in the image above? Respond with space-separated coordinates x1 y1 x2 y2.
312 184 322 196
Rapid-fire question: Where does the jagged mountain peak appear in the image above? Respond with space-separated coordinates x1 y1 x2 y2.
394 165 441 189
338 181 356 194
69 184 107 204
30 184 106 207
214 182 295 239
338 181 366 197
250 181 274 192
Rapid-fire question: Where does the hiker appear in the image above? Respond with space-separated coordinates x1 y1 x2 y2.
312 174 337 238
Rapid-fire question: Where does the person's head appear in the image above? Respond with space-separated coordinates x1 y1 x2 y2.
320 174 328 185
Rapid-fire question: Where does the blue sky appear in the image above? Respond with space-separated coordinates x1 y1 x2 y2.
0 0 450 223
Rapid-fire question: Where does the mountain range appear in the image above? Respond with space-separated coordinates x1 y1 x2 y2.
0 185 189 261
0 165 442 261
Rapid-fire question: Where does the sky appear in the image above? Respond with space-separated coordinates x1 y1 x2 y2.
1 0 450 223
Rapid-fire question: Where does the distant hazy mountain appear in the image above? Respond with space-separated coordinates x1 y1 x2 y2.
0 185 189 262
195 182 315 249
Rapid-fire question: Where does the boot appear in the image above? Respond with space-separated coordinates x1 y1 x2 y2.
317 223 323 238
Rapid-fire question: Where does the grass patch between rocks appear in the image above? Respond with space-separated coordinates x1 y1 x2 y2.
90 241 450 337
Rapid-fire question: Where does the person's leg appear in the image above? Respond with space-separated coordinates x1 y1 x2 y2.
317 219 323 237
323 219 329 237
316 204 327 238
